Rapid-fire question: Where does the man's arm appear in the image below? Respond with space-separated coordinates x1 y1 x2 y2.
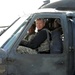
23 30 47 49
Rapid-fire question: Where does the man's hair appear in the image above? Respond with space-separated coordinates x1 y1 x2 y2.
35 18 46 22
54 18 61 25
32 23 36 29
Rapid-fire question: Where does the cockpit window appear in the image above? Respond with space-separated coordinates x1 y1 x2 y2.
0 15 31 51
17 18 64 54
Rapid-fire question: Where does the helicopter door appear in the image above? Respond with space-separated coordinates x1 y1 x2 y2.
71 18 75 75
6 14 74 75
67 18 74 75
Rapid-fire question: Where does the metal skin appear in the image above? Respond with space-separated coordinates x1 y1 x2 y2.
0 0 75 75
41 0 75 10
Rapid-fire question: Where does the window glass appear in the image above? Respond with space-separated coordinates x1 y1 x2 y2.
0 15 31 51
17 18 64 54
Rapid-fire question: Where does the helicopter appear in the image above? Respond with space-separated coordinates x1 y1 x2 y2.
0 0 75 75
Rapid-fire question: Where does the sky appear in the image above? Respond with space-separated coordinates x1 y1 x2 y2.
0 0 44 26
0 0 59 26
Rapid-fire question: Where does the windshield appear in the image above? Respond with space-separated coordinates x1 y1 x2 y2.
0 15 31 51
0 17 20 36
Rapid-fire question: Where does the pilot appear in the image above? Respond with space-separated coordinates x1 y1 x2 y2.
17 18 51 54
17 24 36 54
50 19 63 53
22 23 36 42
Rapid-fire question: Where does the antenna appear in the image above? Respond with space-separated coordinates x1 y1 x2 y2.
43 0 50 5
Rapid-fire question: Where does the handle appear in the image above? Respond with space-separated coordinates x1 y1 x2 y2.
6 57 15 62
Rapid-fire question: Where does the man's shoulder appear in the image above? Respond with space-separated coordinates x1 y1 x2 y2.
36 29 47 37
42 28 51 34
40 29 47 33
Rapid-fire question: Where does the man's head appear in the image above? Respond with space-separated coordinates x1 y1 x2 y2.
28 24 35 35
54 19 61 28
35 18 46 30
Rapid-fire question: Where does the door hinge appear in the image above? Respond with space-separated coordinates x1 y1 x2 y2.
6 58 15 62
69 46 74 52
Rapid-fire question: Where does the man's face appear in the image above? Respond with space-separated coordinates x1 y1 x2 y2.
36 19 45 30
28 26 34 34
